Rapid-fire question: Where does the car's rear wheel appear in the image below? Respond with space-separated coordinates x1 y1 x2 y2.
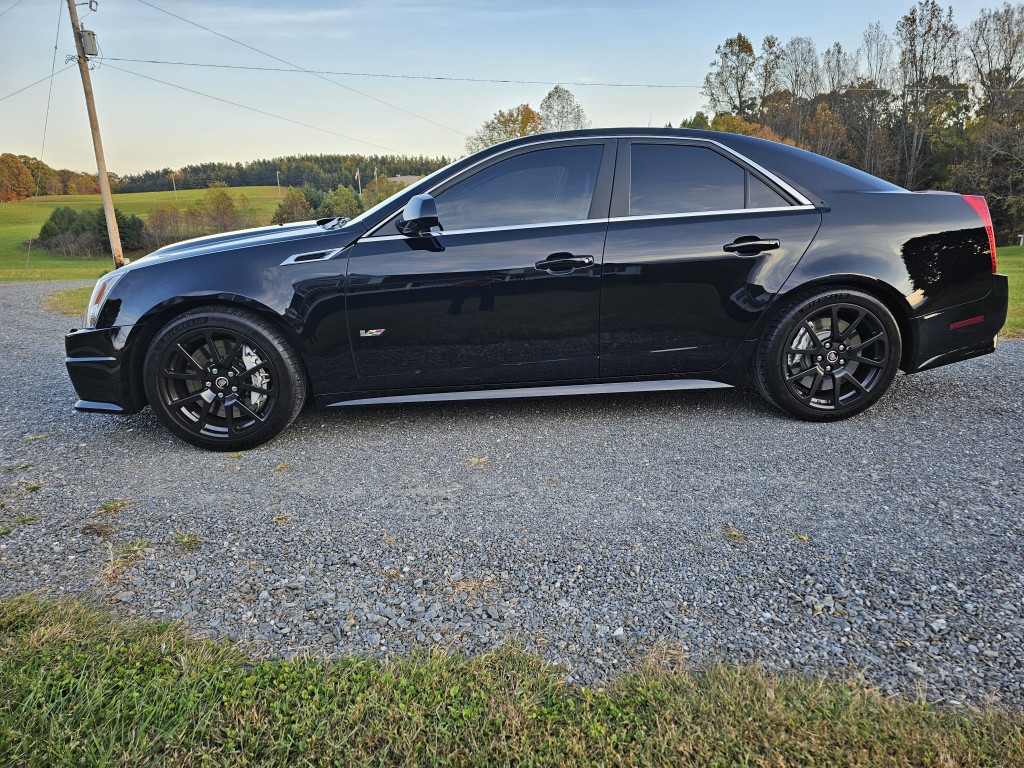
143 307 306 450
753 288 901 421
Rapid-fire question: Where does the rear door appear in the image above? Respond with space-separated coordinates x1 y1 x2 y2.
599 138 821 377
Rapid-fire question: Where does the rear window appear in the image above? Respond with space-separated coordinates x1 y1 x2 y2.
629 144 789 215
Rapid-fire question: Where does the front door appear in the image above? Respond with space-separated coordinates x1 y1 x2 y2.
346 140 615 391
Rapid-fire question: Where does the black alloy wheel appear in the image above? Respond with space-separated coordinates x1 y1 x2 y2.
753 288 901 421
143 308 306 450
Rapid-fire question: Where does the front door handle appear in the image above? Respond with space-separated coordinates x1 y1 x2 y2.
723 238 781 255
534 253 595 273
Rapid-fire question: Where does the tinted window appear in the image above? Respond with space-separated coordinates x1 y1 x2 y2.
748 175 789 208
435 145 603 230
629 144 789 215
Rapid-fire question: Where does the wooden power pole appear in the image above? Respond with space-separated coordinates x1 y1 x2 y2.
66 0 123 269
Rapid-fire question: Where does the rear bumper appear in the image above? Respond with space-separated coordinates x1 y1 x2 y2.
905 274 1009 374
65 325 145 414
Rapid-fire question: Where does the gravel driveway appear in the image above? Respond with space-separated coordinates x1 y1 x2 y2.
2 280 1022 707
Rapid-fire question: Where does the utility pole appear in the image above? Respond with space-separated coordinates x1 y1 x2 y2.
276 170 282 198
66 0 123 269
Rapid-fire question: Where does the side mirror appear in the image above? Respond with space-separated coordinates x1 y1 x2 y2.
396 194 441 236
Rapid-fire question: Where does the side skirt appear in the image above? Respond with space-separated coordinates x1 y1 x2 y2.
327 379 733 408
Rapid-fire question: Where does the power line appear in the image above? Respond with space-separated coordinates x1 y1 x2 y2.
0 64 75 104
0 0 25 19
27 0 63 270
101 62 398 152
100 57 702 89
133 0 466 136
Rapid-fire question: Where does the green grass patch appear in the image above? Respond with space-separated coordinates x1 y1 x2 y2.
43 285 91 318
0 186 281 283
1000 245 1023 339
0 596 1021 767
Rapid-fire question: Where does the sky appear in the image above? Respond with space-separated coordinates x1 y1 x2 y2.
0 0 998 176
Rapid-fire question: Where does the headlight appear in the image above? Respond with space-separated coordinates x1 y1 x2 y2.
84 271 125 328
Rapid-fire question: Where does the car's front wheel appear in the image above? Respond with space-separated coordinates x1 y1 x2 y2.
143 307 306 450
753 288 902 421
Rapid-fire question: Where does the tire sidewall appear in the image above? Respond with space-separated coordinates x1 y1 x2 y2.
143 309 301 450
759 289 902 421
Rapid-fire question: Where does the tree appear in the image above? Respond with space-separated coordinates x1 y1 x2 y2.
360 177 406 209
202 186 241 232
702 33 758 116
17 155 62 196
539 86 591 132
318 185 363 219
678 111 711 129
0 153 34 202
465 104 543 153
895 0 961 188
271 187 313 225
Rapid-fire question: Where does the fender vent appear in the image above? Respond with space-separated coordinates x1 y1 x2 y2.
280 248 339 266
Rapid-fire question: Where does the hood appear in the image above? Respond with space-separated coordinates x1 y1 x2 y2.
130 219 367 268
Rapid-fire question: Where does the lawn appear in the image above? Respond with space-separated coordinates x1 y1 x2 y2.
999 245 1023 338
0 596 1021 767
0 186 282 283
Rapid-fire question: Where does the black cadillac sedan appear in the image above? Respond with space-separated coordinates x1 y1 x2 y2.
65 129 1009 450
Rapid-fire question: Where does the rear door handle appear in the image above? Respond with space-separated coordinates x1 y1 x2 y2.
534 253 595 273
723 238 780 255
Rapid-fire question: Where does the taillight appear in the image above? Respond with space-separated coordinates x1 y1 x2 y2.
962 195 997 273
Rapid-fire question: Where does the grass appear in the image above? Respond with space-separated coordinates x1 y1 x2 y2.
43 286 92 318
173 532 201 550
96 498 130 515
0 596 1021 767
1000 245 1023 338
0 186 281 283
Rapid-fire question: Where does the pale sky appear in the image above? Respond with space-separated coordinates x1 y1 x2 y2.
0 0 996 175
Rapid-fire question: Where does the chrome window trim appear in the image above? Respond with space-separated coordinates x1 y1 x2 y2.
364 204 816 241
608 203 817 224
363 134 815 239
279 247 344 266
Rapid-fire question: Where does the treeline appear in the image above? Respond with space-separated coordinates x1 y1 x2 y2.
0 153 100 201
115 154 448 194
691 1 1024 243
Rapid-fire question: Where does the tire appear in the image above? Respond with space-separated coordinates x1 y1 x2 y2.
752 288 901 421
143 307 306 450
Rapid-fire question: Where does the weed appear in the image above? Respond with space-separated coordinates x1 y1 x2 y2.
173 533 201 550
227 452 243 460
0 526 11 537
1 462 33 472
14 514 38 525
788 530 811 543
18 482 43 494
271 514 291 525
271 461 290 472
102 539 149 582
723 526 747 541
465 456 490 468
97 498 130 515
449 572 498 598
21 433 54 444
381 533 398 546
82 522 115 538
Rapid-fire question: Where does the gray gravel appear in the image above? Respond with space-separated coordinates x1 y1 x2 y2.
1 280 1022 708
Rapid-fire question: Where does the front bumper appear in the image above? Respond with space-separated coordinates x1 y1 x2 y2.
905 274 1009 374
65 325 145 414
